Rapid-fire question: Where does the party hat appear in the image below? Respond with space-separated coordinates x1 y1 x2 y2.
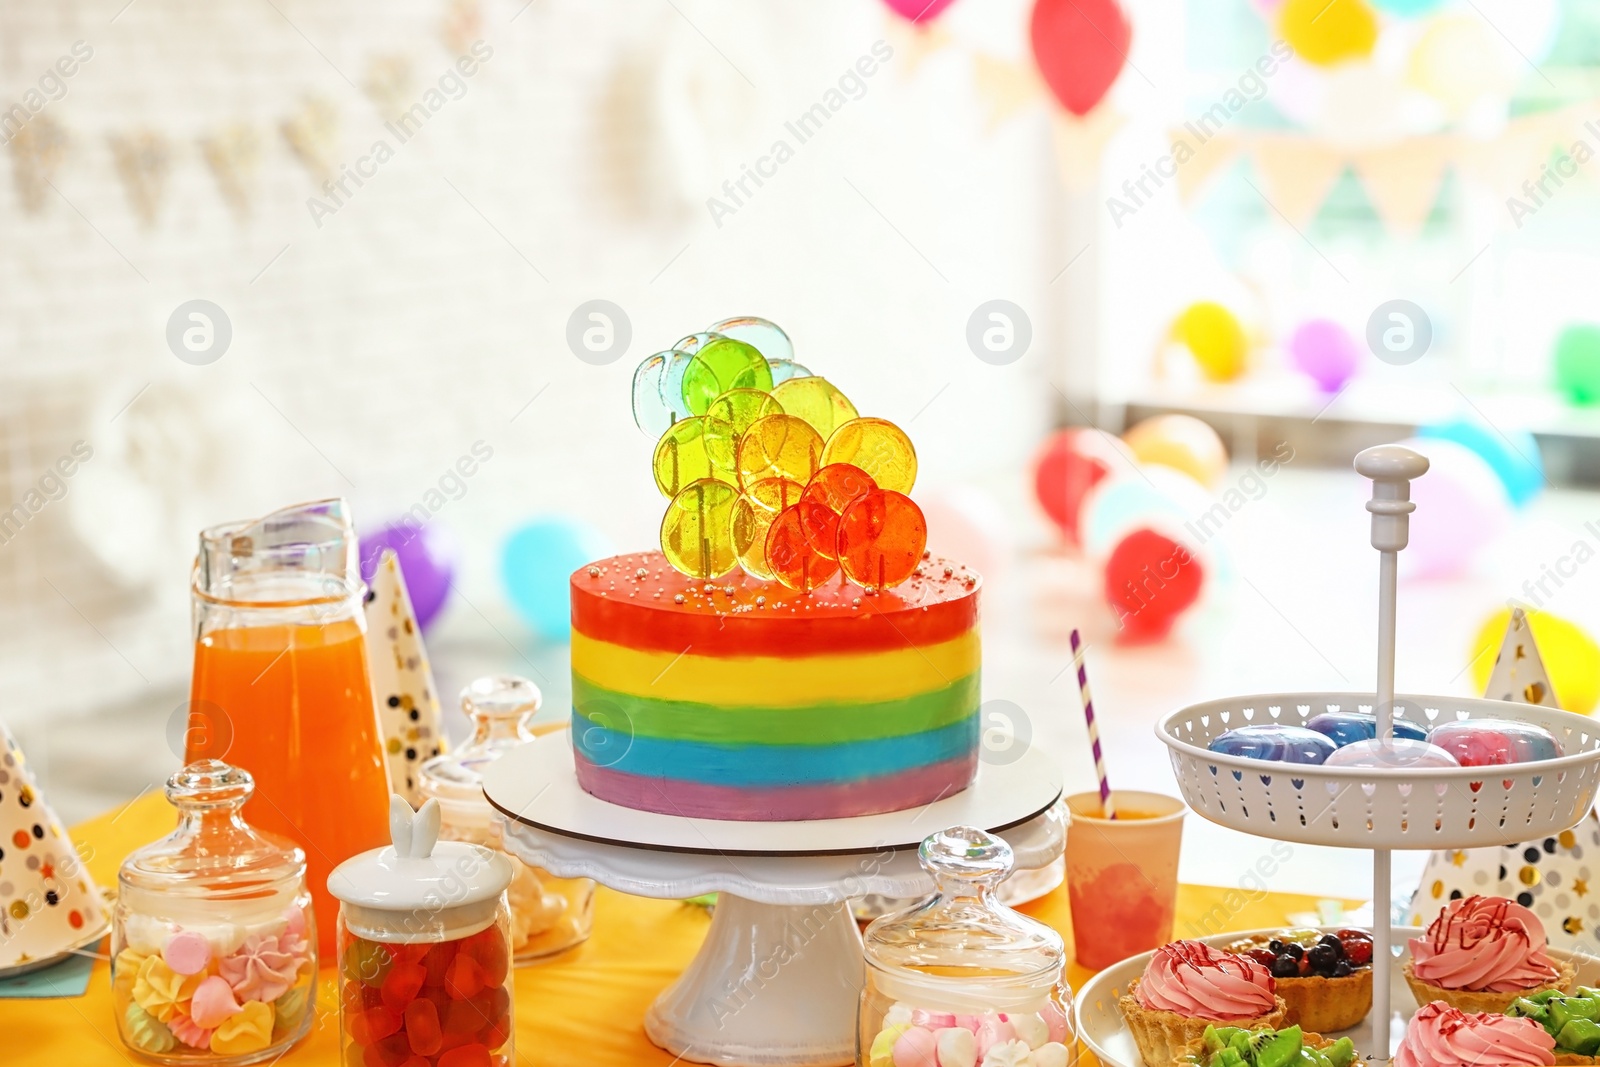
1411 612 1600 952
365 549 446 803
1483 607 1558 707
0 721 109 970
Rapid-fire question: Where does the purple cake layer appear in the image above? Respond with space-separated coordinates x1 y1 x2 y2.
574 753 978 822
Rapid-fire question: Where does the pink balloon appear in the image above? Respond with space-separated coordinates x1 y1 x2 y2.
1289 318 1360 393
918 486 1013 582
882 0 958 21
1393 437 1511 579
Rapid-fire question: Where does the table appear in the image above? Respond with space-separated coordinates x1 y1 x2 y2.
4 793 1361 1066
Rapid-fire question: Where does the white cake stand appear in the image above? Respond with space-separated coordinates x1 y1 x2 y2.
484 736 1065 1067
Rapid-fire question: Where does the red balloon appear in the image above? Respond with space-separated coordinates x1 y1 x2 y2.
1029 0 1132 117
1104 528 1203 642
1033 428 1118 544
882 0 958 21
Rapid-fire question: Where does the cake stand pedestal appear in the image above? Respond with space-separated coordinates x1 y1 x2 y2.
484 738 1064 1067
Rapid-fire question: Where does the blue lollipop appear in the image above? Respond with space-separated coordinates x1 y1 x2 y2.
767 359 812 385
660 333 719 419
1305 712 1428 748
709 316 794 363
1209 724 1336 765
632 352 680 436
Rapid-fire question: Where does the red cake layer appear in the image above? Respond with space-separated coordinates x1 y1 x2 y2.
570 551 981 656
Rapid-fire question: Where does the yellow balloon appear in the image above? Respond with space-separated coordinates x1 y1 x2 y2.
1278 0 1378 68
1408 17 1519 116
1122 414 1229 489
1470 608 1600 716
1173 302 1248 383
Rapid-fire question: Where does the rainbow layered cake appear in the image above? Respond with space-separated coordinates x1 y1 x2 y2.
570 551 981 821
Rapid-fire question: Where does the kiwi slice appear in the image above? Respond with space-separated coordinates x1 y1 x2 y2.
1323 1036 1356 1067
1204 1027 1233 1053
1253 1026 1304 1067
1507 996 1551 1023
1557 1019 1600 1056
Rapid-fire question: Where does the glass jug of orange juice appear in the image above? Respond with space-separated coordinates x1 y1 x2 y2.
187 498 391 958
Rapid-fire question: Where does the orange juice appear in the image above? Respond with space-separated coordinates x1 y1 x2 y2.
190 617 390 957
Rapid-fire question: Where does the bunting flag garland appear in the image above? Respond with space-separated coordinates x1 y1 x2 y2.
279 96 340 184
363 55 417 123
108 130 173 228
7 115 68 215
199 123 262 221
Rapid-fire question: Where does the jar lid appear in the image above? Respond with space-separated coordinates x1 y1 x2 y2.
327 796 512 917
863 826 1065 984
120 760 306 898
417 675 542 810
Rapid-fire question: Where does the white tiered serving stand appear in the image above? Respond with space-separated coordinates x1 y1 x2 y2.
483 734 1065 1067
1154 446 1600 1061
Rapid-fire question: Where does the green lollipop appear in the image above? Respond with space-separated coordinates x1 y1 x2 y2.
681 338 773 416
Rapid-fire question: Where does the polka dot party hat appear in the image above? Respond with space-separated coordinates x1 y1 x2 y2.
1410 609 1598 952
364 549 445 805
0 720 109 970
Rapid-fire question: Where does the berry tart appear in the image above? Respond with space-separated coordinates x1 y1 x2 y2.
1223 928 1375 1033
1119 940 1287 1067
1405 896 1574 1014
1183 1023 1362 1067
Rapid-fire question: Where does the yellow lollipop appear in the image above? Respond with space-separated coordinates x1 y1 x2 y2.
820 417 917 495
705 389 783 471
652 417 736 498
661 479 739 579
770 377 858 440
731 477 803 580
736 413 823 489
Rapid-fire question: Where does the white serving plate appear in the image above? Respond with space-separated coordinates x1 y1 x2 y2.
1074 925 1594 1066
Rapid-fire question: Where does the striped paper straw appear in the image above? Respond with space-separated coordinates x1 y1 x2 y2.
1071 628 1115 819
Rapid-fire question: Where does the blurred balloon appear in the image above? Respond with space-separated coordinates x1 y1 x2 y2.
1288 318 1361 393
1279 0 1378 67
1408 16 1519 116
918 486 1014 582
1418 418 1543 508
1372 0 1446 13
1080 466 1213 560
502 518 612 641
1394 437 1511 579
1471 608 1600 716
1029 0 1131 117
882 0 959 20
1173 302 1248 382
1105 527 1205 642
1472 0 1561 64
360 520 458 630
1554 324 1600 406
1032 428 1127 544
1123 414 1229 489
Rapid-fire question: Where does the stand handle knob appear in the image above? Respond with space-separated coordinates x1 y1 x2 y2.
1355 444 1429 553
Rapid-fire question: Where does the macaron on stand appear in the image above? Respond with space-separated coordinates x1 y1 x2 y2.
1144 445 1600 1060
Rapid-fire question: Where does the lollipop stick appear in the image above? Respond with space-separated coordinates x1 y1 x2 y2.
1071 629 1115 819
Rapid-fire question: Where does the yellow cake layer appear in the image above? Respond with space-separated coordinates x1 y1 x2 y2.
570 629 981 706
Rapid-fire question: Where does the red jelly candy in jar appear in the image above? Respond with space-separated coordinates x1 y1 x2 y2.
404 997 442 1057
381 961 427 1013
437 1044 493 1067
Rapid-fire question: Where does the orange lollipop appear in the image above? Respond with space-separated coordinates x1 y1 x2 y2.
766 505 840 592
731 477 802 580
837 489 927 591
797 464 876 560
736 413 823 489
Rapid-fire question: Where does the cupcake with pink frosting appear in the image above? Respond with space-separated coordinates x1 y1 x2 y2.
1405 896 1574 1014
1395 1001 1555 1067
1118 941 1287 1067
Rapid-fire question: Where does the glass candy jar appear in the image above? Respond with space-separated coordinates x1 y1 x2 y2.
328 795 515 1067
859 826 1075 1067
417 675 595 961
112 761 317 1065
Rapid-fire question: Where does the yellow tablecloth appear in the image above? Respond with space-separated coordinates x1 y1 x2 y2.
4 794 1358 1065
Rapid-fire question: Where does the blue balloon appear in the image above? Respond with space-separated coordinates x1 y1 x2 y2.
1371 0 1447 14
1418 418 1543 507
502 519 610 641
